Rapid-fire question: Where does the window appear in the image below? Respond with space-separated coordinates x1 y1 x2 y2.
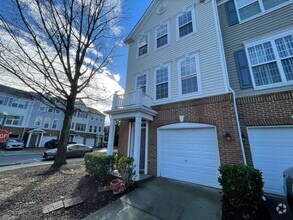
5 116 22 126
136 74 147 93
55 109 60 114
156 23 169 48
94 126 97 133
71 122 75 129
44 117 51 129
138 34 149 57
178 55 200 95
75 123 86 131
234 0 289 21
47 107 53 113
98 127 102 132
0 96 5 105
89 125 92 133
77 111 87 118
155 65 170 100
18 100 28 109
52 119 58 129
246 32 293 88
34 116 42 126
177 9 195 39
39 104 46 112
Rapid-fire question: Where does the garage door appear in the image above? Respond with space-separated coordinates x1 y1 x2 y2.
158 124 221 188
40 136 57 147
74 136 84 144
85 138 95 147
248 126 293 195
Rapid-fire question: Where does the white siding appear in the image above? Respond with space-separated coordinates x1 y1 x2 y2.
125 0 227 105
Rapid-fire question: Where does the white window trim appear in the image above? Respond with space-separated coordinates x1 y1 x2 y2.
177 54 202 98
135 71 148 94
38 104 46 112
154 21 170 51
43 117 51 129
176 7 196 41
137 32 150 58
235 0 292 24
153 63 171 102
51 119 58 129
245 30 293 90
34 116 43 127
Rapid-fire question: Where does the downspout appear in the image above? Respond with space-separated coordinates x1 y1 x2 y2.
212 0 247 165
229 87 247 165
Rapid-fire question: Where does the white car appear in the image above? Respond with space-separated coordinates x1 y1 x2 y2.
2 138 24 150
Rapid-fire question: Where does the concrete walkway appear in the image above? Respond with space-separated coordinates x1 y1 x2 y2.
85 178 222 220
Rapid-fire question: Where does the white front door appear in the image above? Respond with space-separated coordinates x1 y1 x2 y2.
248 126 293 195
158 124 221 188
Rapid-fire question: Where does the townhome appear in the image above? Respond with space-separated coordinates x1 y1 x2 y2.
217 0 293 195
0 84 105 147
106 0 246 187
0 84 34 139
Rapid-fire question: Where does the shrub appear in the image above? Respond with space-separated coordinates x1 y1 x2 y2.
218 164 264 208
84 152 115 182
118 156 136 188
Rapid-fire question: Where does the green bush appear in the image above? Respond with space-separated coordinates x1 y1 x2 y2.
84 152 116 181
218 164 264 208
118 156 136 187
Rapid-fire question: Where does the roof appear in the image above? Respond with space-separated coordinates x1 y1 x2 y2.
0 84 34 100
88 107 105 116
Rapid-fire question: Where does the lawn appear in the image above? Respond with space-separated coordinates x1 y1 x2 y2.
0 161 120 219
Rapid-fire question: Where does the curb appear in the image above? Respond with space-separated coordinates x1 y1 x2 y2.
0 153 43 156
0 162 22 167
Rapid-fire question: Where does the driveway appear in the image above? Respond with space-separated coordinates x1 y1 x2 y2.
85 178 222 220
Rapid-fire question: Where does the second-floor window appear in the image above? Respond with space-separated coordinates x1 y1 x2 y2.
155 65 170 100
75 123 86 131
156 23 169 48
43 117 51 129
89 125 92 133
94 126 97 133
138 34 149 57
178 55 200 95
246 32 293 88
136 74 147 93
235 0 290 21
52 119 58 129
5 115 23 126
99 127 102 132
34 116 42 127
177 9 195 39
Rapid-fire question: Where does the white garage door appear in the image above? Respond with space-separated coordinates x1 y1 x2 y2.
40 136 57 147
74 136 84 144
85 138 95 147
248 126 293 195
158 125 221 188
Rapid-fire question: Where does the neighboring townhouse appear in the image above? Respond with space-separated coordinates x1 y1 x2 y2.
217 0 293 195
0 84 105 147
0 84 34 139
106 0 246 188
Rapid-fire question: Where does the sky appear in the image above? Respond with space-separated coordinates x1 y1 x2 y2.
110 0 153 88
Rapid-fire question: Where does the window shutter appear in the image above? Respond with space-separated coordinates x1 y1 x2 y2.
234 50 253 89
225 0 239 26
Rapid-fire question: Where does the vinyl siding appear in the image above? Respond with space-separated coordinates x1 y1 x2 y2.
218 3 293 97
125 0 227 105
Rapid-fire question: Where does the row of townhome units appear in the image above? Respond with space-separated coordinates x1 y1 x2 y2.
106 0 293 196
0 84 105 147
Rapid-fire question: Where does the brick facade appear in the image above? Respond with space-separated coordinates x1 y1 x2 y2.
118 93 245 177
237 90 293 166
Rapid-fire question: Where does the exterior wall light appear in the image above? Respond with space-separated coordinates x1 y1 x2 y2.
225 132 232 141
179 115 184 122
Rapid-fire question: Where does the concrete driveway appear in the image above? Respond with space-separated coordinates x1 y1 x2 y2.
85 178 222 220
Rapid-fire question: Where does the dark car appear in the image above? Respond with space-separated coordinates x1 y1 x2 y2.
42 144 92 159
44 139 59 148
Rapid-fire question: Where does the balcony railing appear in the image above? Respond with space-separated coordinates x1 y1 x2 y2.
112 88 153 110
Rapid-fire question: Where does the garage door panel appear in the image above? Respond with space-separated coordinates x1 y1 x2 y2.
159 127 220 188
248 127 293 195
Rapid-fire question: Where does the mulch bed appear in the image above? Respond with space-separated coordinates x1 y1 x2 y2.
0 161 121 220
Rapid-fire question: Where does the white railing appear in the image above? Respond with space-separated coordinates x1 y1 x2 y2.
112 88 153 110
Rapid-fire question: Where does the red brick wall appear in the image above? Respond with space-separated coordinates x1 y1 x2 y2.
117 121 129 157
237 90 293 166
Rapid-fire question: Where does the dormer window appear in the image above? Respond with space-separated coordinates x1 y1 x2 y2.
138 34 149 57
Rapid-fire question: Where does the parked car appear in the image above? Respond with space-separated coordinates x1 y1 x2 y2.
2 138 24 150
42 144 92 159
44 139 59 148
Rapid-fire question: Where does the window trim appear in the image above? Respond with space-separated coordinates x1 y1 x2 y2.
38 104 46 112
137 32 150 58
154 63 171 102
34 116 43 127
245 30 293 90
177 54 202 97
234 0 292 24
51 119 58 129
154 21 170 50
43 117 51 129
135 72 148 94
176 7 196 41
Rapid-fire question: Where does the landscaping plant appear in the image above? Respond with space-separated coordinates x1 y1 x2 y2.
118 156 136 189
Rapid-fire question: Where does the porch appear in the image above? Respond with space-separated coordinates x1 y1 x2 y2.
105 88 157 180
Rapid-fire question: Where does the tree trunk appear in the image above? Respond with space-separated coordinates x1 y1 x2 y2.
53 97 75 166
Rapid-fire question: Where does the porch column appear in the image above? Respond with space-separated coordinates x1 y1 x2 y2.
38 133 44 147
133 116 142 181
107 118 116 155
26 132 32 148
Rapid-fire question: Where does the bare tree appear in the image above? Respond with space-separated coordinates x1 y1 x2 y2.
0 0 122 166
